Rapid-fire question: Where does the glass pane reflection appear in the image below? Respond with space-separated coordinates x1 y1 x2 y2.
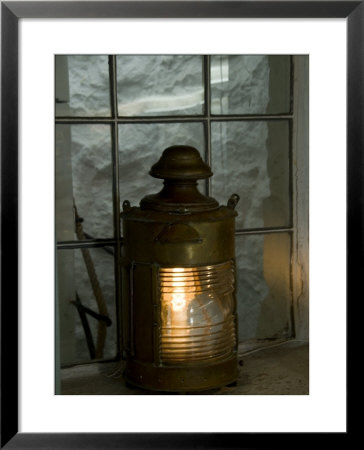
117 55 204 116
55 55 110 117
211 120 290 229
210 55 291 115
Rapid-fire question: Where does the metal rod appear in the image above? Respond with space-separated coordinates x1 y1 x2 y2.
109 55 124 359
289 55 295 116
71 300 112 326
235 226 293 236
57 227 294 247
203 55 212 196
83 232 114 254
288 118 294 229
72 292 96 360
152 264 160 366
109 55 118 120
289 56 297 339
57 239 117 250
210 114 293 121
55 114 294 125
129 262 135 356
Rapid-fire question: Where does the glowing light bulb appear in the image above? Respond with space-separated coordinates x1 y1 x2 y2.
171 293 186 311
171 268 187 312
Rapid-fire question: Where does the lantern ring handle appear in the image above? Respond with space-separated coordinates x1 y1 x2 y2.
227 193 240 210
122 200 131 212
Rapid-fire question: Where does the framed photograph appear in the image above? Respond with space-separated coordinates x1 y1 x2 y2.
1 1 355 447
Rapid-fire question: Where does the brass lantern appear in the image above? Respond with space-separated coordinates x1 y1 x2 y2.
121 146 239 392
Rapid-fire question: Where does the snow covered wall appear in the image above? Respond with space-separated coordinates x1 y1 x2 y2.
56 55 292 364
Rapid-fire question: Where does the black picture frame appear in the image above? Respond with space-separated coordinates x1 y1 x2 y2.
1 1 356 448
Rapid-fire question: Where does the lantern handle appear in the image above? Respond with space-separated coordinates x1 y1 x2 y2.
227 193 240 210
122 200 131 212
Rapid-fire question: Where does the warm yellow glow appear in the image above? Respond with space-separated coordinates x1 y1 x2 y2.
171 293 186 311
170 267 187 311
159 262 235 364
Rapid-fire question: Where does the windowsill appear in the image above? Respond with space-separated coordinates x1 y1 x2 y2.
60 339 308 395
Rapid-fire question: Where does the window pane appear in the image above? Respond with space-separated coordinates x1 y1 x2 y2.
57 247 117 366
117 55 204 116
235 233 292 341
118 122 205 212
211 120 290 229
210 55 291 115
55 55 110 116
56 124 113 241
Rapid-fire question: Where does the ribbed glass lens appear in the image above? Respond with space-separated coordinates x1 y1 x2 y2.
160 261 236 364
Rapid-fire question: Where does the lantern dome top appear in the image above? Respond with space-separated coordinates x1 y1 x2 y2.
149 145 212 180
138 145 218 213
120 145 239 215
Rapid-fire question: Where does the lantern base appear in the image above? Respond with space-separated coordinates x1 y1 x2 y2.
124 354 238 392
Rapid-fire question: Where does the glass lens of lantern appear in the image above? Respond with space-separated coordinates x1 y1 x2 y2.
160 261 236 364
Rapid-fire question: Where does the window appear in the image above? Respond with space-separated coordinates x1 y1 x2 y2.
55 55 308 366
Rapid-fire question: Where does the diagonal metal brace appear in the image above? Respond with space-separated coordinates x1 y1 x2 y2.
71 297 112 327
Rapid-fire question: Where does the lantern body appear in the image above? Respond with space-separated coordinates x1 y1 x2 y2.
121 146 239 391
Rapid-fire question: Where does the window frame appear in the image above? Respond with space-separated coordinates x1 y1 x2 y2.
55 54 308 363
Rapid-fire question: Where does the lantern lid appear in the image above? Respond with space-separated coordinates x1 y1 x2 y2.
149 145 212 180
140 145 218 213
